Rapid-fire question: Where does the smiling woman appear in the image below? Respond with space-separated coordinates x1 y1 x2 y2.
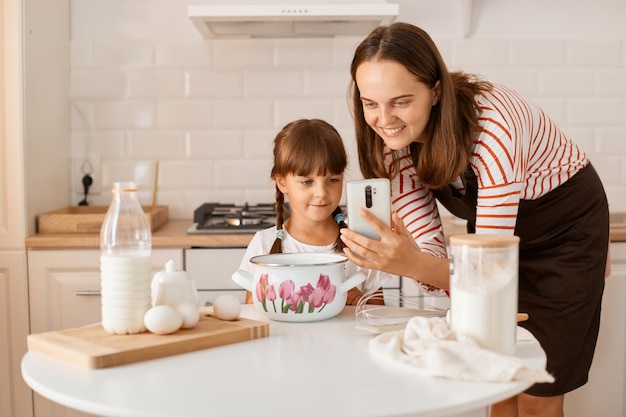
341 22 611 417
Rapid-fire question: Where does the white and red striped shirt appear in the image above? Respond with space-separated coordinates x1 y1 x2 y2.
389 83 588 259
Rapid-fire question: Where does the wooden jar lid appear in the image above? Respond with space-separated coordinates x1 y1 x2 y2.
449 233 520 247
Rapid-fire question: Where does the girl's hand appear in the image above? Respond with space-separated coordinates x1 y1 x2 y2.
339 210 450 290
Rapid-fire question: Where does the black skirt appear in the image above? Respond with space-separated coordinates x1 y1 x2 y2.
435 163 609 396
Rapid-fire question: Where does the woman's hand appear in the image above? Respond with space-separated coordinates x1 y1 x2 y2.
340 209 450 291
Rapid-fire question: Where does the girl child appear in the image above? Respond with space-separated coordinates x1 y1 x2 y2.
238 118 391 305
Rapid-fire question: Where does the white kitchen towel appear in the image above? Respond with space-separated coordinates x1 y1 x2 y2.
369 316 555 383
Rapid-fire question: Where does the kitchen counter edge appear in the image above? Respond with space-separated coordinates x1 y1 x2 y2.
25 220 255 249
25 218 626 250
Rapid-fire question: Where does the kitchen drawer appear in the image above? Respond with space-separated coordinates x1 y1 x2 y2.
184 248 246 291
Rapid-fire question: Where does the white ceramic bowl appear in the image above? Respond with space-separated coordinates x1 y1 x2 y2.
232 252 365 322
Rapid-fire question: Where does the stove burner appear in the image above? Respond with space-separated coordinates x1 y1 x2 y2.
189 202 282 234
224 213 263 226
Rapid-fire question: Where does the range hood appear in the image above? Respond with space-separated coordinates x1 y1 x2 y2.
188 3 399 38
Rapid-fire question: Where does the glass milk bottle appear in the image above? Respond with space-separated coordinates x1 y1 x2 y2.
100 182 152 334
449 234 520 355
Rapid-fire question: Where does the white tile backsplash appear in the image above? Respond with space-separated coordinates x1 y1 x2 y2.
127 130 186 159
127 70 186 99
69 0 626 215
155 41 212 68
155 99 213 129
596 69 626 96
214 99 273 128
187 130 244 159
245 70 304 97
510 40 567 67
93 100 155 129
186 70 243 98
274 38 335 67
566 39 624 67
452 39 510 67
539 69 595 96
71 70 126 98
213 40 274 68
92 40 154 68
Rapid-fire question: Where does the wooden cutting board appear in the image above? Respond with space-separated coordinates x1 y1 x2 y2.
27 313 269 369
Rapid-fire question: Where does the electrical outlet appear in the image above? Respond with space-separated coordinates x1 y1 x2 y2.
73 155 101 197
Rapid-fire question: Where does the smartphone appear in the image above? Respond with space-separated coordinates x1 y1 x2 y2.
346 178 392 240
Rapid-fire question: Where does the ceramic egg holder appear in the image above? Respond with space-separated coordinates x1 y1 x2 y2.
144 259 200 334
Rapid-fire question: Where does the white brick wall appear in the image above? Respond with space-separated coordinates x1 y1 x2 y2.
69 0 626 218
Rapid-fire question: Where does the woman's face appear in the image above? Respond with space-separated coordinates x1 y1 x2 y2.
275 172 343 225
355 60 440 149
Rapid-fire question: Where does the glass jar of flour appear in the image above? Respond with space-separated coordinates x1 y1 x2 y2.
449 234 520 355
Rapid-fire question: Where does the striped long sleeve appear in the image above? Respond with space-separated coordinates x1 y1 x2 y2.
386 149 447 257
472 84 588 233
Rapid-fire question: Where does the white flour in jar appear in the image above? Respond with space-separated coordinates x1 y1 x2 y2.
450 271 517 355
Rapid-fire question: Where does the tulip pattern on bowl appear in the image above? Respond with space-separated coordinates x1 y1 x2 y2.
256 273 336 314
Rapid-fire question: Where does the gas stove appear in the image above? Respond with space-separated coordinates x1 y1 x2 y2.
187 203 279 234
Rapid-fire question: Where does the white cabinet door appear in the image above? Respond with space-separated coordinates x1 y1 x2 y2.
564 242 626 417
27 248 183 417
0 252 32 417
184 248 247 306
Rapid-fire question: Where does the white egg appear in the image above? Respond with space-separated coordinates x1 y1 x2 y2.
144 305 183 335
177 301 200 329
212 295 241 321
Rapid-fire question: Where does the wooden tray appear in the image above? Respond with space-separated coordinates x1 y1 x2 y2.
37 205 169 234
27 313 269 369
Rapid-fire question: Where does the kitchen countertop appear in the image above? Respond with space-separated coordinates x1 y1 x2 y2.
22 305 547 417
25 220 255 249
25 215 626 250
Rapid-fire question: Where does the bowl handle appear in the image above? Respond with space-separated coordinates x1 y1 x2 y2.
231 270 253 292
339 271 366 293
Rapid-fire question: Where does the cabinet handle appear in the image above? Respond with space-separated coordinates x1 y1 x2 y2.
76 290 101 296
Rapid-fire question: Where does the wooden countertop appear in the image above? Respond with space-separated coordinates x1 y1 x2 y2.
25 217 626 250
25 220 255 249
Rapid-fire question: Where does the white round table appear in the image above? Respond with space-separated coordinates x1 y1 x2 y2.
22 306 546 417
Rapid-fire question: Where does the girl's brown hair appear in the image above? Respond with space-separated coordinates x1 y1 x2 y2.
349 22 492 189
269 119 348 254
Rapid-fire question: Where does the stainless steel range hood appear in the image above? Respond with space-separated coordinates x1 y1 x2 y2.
188 3 399 38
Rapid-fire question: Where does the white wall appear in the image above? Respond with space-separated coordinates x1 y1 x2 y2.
68 0 626 218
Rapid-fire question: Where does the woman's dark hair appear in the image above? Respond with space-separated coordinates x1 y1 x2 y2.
349 22 492 189
269 119 348 254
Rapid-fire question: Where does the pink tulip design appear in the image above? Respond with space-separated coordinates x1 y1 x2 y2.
309 287 326 309
265 274 339 315
266 283 277 312
279 280 295 299
279 280 295 313
308 274 336 312
256 273 269 311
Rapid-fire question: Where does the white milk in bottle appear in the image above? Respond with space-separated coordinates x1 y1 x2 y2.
449 234 519 355
100 182 152 334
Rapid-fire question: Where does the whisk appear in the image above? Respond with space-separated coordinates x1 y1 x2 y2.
355 289 448 333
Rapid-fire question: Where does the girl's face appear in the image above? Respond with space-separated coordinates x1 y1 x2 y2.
355 60 440 149
276 172 343 224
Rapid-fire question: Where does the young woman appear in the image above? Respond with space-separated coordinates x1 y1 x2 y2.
238 118 391 305
339 22 610 417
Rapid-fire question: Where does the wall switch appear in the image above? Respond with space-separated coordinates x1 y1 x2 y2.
73 155 101 197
